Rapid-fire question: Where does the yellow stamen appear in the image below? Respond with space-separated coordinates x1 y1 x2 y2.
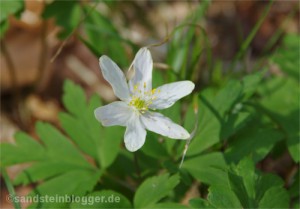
129 84 161 113
129 97 149 112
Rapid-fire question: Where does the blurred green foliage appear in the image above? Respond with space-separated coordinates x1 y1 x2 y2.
1 0 299 208
0 0 24 37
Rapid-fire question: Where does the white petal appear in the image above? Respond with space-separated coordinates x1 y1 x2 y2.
129 48 153 94
141 111 190 139
124 115 146 152
99 56 130 100
94 101 133 127
149 81 195 109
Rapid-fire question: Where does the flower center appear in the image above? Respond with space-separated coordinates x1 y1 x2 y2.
129 97 149 113
129 82 160 114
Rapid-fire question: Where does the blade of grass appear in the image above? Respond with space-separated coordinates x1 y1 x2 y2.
230 0 274 70
261 7 298 55
1 168 21 209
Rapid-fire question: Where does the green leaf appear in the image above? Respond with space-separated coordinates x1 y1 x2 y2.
185 90 221 156
0 132 45 166
28 170 101 208
70 190 132 208
14 162 86 185
62 80 88 117
213 80 243 117
271 34 300 80
36 122 90 167
60 80 122 168
221 110 253 140
255 173 285 203
1 121 101 208
227 158 257 208
186 74 261 156
190 198 215 209
258 186 289 208
182 152 228 186
0 0 24 37
42 0 81 39
10 122 96 184
0 0 23 22
200 157 289 208
141 132 169 159
0 19 8 38
0 80 125 207
81 5 130 66
134 174 180 208
258 77 300 162
162 102 186 158
225 115 283 163
241 71 265 99
208 185 242 208
228 157 289 208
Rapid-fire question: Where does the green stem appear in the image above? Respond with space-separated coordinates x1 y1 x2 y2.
1 168 21 209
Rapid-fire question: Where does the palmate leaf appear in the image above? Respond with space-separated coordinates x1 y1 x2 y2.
59 80 123 168
185 71 264 156
0 80 123 207
261 34 300 162
1 122 101 208
189 157 289 208
224 114 283 163
258 77 299 162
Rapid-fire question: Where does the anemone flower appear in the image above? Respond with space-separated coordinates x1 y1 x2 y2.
94 48 195 152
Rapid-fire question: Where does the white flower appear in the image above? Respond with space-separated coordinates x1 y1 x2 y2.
94 48 195 152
